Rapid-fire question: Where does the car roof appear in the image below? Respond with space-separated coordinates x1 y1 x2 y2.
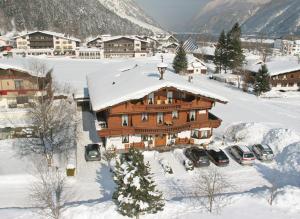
237 145 251 153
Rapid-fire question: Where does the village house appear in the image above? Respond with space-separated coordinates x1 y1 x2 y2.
155 34 179 53
13 31 81 56
0 64 51 108
87 35 149 58
246 56 300 91
187 56 207 74
87 61 227 152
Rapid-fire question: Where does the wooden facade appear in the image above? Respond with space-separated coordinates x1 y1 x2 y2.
0 68 50 107
270 70 300 91
96 87 223 151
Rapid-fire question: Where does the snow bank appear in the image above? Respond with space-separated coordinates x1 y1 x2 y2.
224 122 269 145
276 142 300 175
263 128 300 154
224 122 300 154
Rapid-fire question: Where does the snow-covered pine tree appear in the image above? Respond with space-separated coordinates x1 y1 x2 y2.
113 148 164 219
254 64 271 96
173 42 188 74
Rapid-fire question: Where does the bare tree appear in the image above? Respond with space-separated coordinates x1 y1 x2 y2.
102 149 116 172
193 168 233 213
30 160 67 219
20 61 79 166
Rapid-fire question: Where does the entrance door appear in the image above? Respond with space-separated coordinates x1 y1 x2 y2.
155 134 166 147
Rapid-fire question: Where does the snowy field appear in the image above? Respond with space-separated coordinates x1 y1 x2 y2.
0 55 300 218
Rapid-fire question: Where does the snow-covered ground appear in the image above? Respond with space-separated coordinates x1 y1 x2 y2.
0 56 300 218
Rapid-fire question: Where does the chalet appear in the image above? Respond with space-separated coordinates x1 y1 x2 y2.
14 31 81 56
87 61 227 152
187 56 207 74
87 36 149 58
155 34 179 53
0 64 50 108
246 56 300 91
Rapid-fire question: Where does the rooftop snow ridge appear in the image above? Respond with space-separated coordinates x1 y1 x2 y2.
87 62 228 112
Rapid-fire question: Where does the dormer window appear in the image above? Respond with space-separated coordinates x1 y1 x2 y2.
148 93 154 104
167 91 173 104
122 115 129 126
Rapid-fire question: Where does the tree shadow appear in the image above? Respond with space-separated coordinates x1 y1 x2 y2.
96 163 115 203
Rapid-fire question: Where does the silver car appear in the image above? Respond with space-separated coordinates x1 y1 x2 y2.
252 144 274 161
230 145 255 165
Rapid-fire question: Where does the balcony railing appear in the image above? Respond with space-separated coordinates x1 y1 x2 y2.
98 114 222 137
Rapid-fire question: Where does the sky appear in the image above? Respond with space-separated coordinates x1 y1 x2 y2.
135 0 209 32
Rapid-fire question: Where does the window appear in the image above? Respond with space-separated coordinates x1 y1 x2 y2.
189 110 196 121
141 135 148 141
148 93 154 104
201 130 210 139
141 113 148 121
157 112 163 124
122 115 129 126
191 130 199 138
14 80 23 90
288 83 294 87
122 135 129 143
172 110 178 119
16 96 29 104
167 91 173 104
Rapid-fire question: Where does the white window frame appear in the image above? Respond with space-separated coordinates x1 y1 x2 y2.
157 112 164 124
189 110 196 121
148 93 154 104
122 115 129 127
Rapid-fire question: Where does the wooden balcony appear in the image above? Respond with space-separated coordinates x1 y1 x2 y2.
98 113 222 137
109 100 212 114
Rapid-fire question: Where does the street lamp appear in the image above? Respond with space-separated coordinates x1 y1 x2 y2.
157 62 168 80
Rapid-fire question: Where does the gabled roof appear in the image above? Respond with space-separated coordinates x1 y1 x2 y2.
246 56 300 76
0 63 44 77
87 62 228 112
14 31 81 42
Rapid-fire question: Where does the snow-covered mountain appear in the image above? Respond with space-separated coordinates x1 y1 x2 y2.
243 0 300 36
189 0 270 35
98 0 164 34
0 0 163 39
189 0 300 37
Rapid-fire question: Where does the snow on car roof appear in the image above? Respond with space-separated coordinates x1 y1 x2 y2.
87 61 228 111
239 145 251 153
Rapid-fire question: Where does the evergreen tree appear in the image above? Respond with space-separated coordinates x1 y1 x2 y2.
113 148 164 219
254 64 271 96
227 23 245 72
173 42 188 73
213 30 226 73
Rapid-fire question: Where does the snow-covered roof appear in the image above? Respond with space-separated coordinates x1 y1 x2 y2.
193 46 215 56
246 56 300 76
0 63 39 77
14 31 81 42
87 61 228 112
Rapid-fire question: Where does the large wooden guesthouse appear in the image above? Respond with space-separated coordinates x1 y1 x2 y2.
87 62 227 151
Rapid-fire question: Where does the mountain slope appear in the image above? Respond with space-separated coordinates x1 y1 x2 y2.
189 0 300 37
190 0 270 34
242 0 300 36
0 0 158 39
98 0 163 33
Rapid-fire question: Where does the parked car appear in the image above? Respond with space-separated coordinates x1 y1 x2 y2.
85 144 101 161
159 159 173 174
206 149 229 166
184 147 210 167
252 144 274 161
183 159 194 171
229 145 255 165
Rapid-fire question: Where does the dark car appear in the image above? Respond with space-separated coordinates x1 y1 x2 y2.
184 147 210 167
252 144 274 161
85 144 101 161
206 149 229 166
